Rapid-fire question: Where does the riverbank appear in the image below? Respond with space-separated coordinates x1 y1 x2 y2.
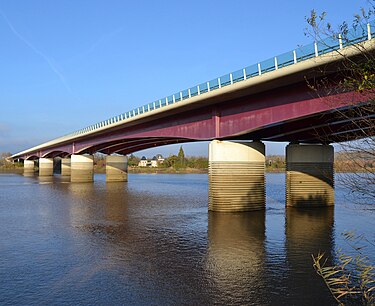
2 165 370 174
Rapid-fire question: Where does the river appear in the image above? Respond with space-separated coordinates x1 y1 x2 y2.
0 173 374 305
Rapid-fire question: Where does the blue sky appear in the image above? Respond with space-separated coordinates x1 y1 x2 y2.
0 0 372 157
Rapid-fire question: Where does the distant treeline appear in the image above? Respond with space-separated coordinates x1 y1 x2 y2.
1 150 374 173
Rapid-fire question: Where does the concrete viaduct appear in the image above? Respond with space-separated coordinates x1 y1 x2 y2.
11 23 375 212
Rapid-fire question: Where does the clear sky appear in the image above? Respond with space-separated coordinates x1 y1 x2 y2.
0 0 372 157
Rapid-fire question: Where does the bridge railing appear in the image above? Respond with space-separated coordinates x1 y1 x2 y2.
64 21 375 140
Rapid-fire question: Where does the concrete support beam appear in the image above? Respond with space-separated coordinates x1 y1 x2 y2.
39 158 54 176
208 140 265 212
61 158 71 176
106 155 128 182
23 160 35 176
286 143 334 207
71 155 94 183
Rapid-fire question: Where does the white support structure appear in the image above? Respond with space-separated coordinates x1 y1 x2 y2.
71 154 94 183
286 144 334 207
293 50 297 64
243 68 247 80
229 73 233 84
209 140 265 212
314 42 318 57
274 57 278 70
106 155 128 182
23 159 35 176
61 158 71 176
39 158 53 176
188 88 191 98
258 63 262 75
218 78 221 89
207 82 210 92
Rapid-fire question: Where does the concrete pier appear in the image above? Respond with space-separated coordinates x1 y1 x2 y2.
61 158 71 176
208 140 265 212
23 160 35 176
39 158 54 176
286 144 334 207
71 154 94 183
106 155 128 182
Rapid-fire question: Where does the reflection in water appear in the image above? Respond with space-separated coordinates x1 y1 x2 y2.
37 175 54 184
285 207 335 305
2 173 372 305
104 183 129 222
207 211 266 305
23 169 35 177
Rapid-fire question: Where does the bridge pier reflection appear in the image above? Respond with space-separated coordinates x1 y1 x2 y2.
208 140 265 212
286 144 334 207
207 211 266 304
284 207 335 304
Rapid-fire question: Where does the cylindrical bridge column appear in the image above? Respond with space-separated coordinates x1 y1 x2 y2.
39 158 54 176
71 155 94 182
286 144 334 207
106 155 128 182
23 160 35 176
208 140 265 212
61 158 71 176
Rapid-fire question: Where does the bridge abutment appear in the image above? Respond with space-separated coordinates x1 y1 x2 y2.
106 155 128 182
208 140 265 212
61 158 71 176
71 155 94 182
39 158 54 176
286 143 334 208
23 160 35 176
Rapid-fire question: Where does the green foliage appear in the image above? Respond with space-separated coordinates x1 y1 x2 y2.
162 154 178 168
186 156 208 169
128 154 140 167
161 152 208 170
0 152 21 168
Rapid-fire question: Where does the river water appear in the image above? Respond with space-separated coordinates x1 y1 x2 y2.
0 172 374 305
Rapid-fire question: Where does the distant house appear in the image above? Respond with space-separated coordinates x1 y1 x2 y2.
138 154 164 167
138 156 148 167
156 154 164 164
150 156 158 167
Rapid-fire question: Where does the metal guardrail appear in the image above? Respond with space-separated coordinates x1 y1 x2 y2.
13 21 375 157
70 21 374 137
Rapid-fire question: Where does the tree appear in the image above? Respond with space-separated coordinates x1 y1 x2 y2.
176 146 186 169
306 5 375 304
305 5 375 203
128 154 140 167
162 154 178 168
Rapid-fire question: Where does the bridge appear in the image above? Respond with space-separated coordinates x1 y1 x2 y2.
12 22 375 212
